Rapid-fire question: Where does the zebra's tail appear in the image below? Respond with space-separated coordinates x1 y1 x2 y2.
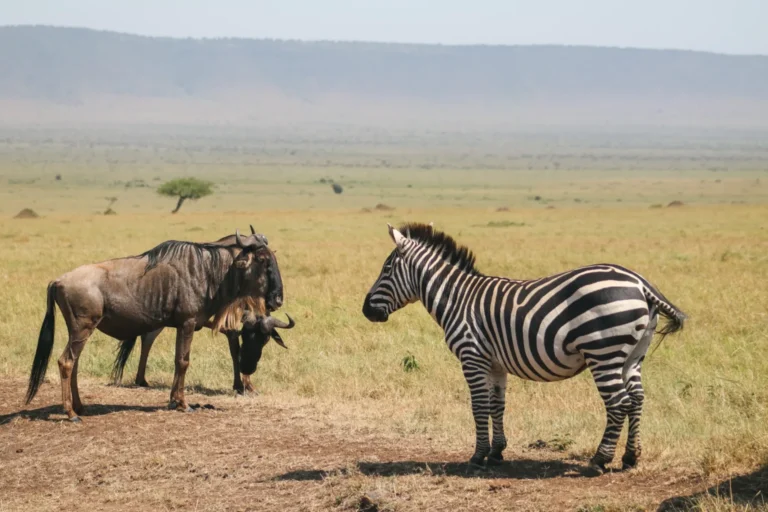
642 282 687 342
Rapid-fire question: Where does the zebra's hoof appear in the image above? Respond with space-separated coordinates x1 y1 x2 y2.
587 454 610 477
621 453 639 470
468 455 487 468
586 462 605 477
487 453 504 466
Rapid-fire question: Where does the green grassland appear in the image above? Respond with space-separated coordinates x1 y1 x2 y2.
1 128 767 510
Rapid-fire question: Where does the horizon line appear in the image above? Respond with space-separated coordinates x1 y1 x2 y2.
2 24 766 58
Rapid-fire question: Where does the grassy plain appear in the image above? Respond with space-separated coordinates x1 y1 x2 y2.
1 128 767 510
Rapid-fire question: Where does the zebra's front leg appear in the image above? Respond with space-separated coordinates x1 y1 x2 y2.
588 361 632 475
463 363 492 467
487 368 508 466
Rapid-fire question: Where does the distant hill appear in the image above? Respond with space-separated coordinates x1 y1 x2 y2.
1 25 768 129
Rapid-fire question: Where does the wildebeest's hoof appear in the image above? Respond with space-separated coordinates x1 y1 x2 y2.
136 380 150 388
68 416 82 424
168 400 193 412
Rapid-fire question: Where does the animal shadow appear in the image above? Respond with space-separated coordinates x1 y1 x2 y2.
110 382 235 397
657 464 767 511
275 458 586 482
0 403 166 425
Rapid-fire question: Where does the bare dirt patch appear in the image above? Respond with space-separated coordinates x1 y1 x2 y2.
0 378 756 511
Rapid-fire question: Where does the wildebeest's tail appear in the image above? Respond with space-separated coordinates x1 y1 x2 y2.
111 338 137 385
25 282 57 404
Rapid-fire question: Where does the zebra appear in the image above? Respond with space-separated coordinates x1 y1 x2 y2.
362 223 686 474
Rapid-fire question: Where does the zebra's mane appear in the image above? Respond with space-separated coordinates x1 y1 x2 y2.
399 223 480 275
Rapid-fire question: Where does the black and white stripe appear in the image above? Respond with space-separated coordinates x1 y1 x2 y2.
362 223 686 473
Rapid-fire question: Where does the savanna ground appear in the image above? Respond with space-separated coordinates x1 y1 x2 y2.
1 127 768 511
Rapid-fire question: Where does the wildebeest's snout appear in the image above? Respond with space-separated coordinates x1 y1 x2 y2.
362 293 389 322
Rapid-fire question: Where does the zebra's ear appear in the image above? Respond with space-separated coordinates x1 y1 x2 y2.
387 223 406 248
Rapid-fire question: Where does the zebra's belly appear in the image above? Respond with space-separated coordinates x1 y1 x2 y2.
491 337 587 382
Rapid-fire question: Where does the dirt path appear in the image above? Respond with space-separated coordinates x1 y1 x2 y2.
0 378 760 511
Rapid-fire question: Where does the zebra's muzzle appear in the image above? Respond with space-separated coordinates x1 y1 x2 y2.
362 293 389 322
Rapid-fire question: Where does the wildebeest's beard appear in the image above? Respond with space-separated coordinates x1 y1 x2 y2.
265 251 284 312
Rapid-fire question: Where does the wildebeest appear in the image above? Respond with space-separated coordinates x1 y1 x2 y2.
25 229 280 422
111 228 294 394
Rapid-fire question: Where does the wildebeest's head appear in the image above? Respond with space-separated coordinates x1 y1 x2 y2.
239 312 295 375
241 225 283 312
232 230 273 299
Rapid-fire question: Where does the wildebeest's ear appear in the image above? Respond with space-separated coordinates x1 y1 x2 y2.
234 251 254 269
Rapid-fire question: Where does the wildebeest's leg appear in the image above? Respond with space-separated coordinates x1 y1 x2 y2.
136 328 162 387
463 360 492 467
226 332 244 394
621 315 656 470
487 365 508 465
71 358 83 415
58 326 95 422
169 321 195 412
585 344 633 475
242 373 256 393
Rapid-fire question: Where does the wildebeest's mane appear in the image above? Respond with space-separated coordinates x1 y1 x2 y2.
138 240 233 273
398 223 480 274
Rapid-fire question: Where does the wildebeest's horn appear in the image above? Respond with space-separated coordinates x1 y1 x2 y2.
235 229 265 249
270 329 287 349
260 314 295 334
250 224 256 235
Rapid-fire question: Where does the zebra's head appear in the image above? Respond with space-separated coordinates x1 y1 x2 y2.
362 224 425 323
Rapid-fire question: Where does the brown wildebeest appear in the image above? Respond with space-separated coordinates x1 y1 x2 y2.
111 229 294 394
25 230 279 422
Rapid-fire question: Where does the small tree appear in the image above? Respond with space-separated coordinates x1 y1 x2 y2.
157 178 214 213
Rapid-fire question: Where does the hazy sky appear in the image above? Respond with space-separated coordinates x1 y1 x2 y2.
3 0 767 55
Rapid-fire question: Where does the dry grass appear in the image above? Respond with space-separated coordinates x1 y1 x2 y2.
1 159 767 509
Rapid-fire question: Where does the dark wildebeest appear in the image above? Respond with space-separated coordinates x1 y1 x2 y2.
25 230 281 422
111 229 294 394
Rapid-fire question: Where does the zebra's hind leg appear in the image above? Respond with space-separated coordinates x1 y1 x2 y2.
587 356 633 475
621 363 644 470
621 314 656 470
463 362 492 467
487 366 508 466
